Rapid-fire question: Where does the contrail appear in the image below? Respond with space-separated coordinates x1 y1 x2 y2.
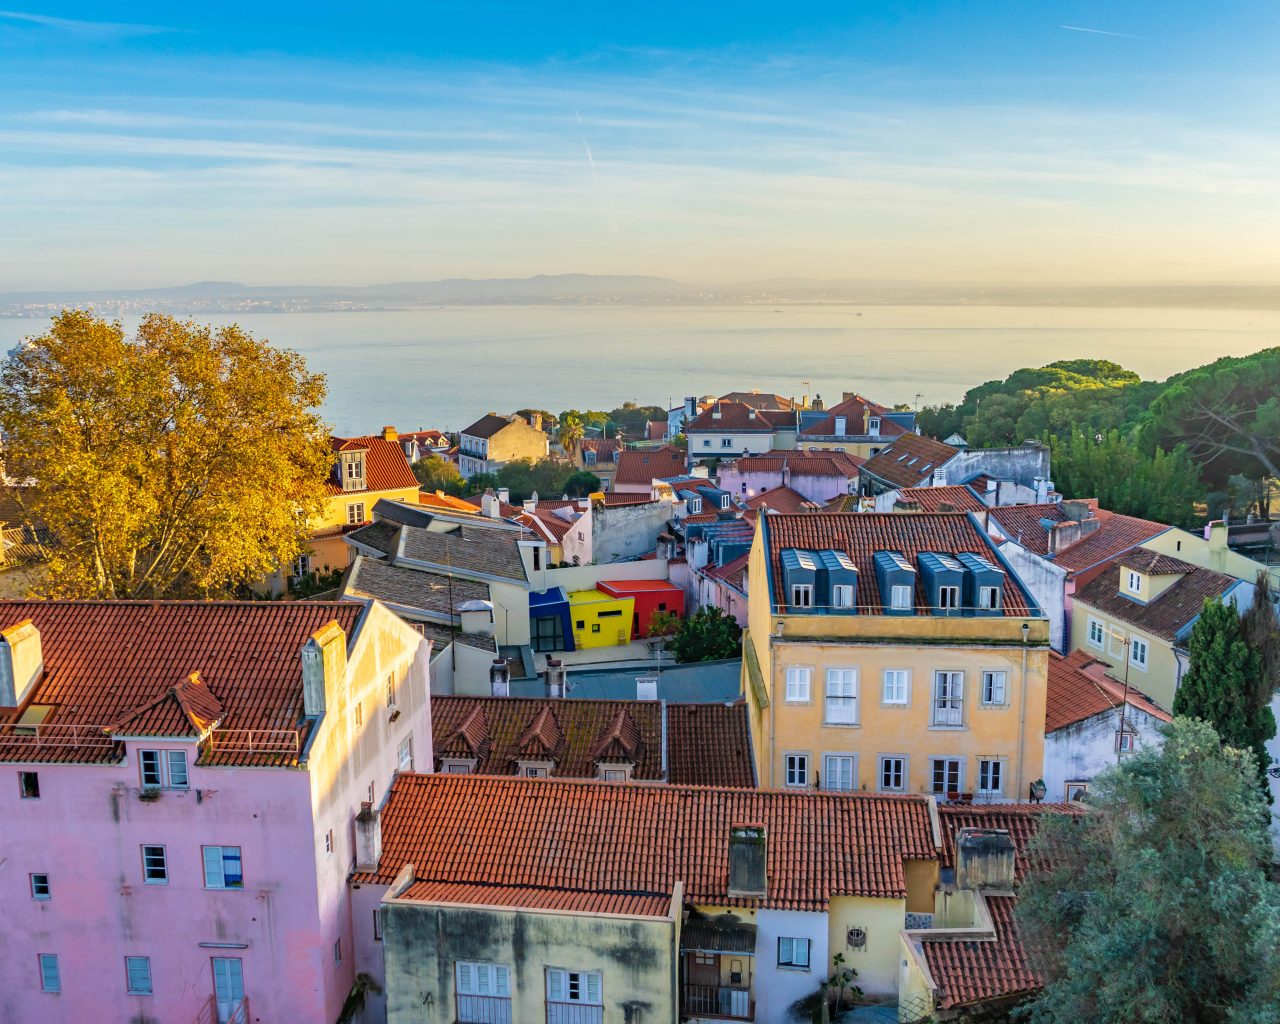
1059 24 1141 39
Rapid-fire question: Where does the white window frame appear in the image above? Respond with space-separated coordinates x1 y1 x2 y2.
1116 729 1136 753
978 586 1001 611
980 670 1008 707
397 734 414 771
878 755 907 792
1087 617 1106 649
30 872 50 900
868 417 881 433
784 752 810 788
201 845 244 890
822 753 856 791
547 968 602 1006
688 498 702 514
720 493 732 509
824 668 859 725
1065 781 1089 801
139 748 189 790
882 669 910 706
778 936 812 969
38 953 60 994
932 671 964 727
1129 638 1149 671
831 584 855 609
702 439 711 448
1127 570 1142 594
457 960 511 1000
440 759 474 774
347 501 366 525
784 667 812 704
125 955 153 996
937 586 960 611
791 583 814 608
721 437 734 448
141 845 168 884
890 584 913 611
930 757 965 795
977 758 1005 796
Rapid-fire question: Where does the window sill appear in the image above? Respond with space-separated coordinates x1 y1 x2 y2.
776 965 812 972
821 722 860 729
927 725 967 731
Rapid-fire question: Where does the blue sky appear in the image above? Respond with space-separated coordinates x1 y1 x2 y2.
1 2 1277 289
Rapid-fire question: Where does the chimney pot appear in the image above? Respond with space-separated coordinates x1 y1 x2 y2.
381 425 398 442
354 802 382 872
490 658 511 697
636 675 658 701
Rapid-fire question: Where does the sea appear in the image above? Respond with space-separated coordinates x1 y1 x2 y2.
2 304 1277 436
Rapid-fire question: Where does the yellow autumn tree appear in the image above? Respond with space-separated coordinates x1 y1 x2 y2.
0 310 332 598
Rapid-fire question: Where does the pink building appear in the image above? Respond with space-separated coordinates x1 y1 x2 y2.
716 450 862 506
0 599 431 1024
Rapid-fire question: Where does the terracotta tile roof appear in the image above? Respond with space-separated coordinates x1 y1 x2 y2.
985 503 1070 556
703 553 750 594
399 429 448 446
821 495 863 513
613 447 688 486
892 485 987 514
398 880 673 917
328 435 419 495
936 804 1083 884
0 601 364 766
430 696 754 786
1051 513 1168 574
1045 650 1171 732
460 413 518 439
732 451 864 477
686 402 795 433
920 894 1041 1010
603 492 662 507
359 774 937 909
1116 548 1196 575
418 491 482 513
718 391 794 410
763 512 1035 615
1074 559 1236 642
581 438 620 459
860 434 959 488
744 487 822 514
802 394 906 438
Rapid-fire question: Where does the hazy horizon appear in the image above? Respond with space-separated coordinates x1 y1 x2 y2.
2 2 1279 291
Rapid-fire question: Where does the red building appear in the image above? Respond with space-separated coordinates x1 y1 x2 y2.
598 579 686 638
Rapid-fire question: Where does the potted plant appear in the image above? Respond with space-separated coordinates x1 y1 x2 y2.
138 787 162 802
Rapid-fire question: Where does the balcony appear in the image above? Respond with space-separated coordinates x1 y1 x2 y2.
195 996 250 1024
681 984 753 1020
457 993 513 1024
546 1001 603 1024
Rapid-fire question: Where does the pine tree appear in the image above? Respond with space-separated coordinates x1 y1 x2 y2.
1173 597 1273 784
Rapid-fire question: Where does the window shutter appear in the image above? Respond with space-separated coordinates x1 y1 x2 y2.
457 962 474 994
779 937 793 963
547 968 565 1001
203 846 224 888
495 965 510 997
797 939 810 967
586 972 601 1004
477 964 490 994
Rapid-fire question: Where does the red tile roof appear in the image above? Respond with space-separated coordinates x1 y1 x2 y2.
892 485 986 514
359 775 937 909
613 446 688 486
744 487 822 514
936 803 1085 883
718 391 794 410
860 434 959 488
460 413 519 439
431 696 754 786
763 512 1035 615
703 553 749 593
802 394 906 438
1045 650 1171 732
920 894 1041 1010
731 451 864 478
398 880 674 917
1074 559 1236 642
986 503 1069 556
1116 548 1195 575
0 601 364 766
686 402 795 433
328 435 420 495
418 491 482 513
581 438 620 459
1051 513 1168 574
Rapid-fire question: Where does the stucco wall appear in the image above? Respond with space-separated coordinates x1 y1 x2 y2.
937 445 1051 491
994 541 1068 652
754 908 829 1022
382 900 677 1024
1043 704 1166 802
716 466 853 505
827 896 909 999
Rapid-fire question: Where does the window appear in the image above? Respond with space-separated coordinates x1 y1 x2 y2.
521 765 549 778
141 845 168 884
931 758 964 795
890 585 913 611
1116 730 1135 753
938 586 960 611
385 676 396 708
784 753 809 788
932 672 964 726
202 846 244 890
38 953 60 993
442 760 473 774
547 968 601 1006
372 908 383 942
601 767 629 782
824 669 858 725
981 670 1008 706
721 437 734 448
354 701 363 727
323 830 334 854
367 780 376 804
397 735 414 771
688 498 702 514
778 937 811 969
532 546 542 571
1065 781 1089 801
30 873 50 899
791 584 813 608
832 584 854 609
882 669 909 705
868 417 881 433
333 939 342 965
702 439 711 447
291 554 311 580
591 623 601 633
458 961 511 1003
18 771 39 799
347 502 366 525
784 667 812 703
125 956 152 996
978 586 1001 611
584 449 597 465
823 754 855 791
1130 638 1149 669
1087 617 1106 648
720 494 731 509
139 749 188 789
1127 570 1142 594
978 759 1004 795
879 756 906 791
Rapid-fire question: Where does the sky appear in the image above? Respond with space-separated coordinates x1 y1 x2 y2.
1 2 1278 290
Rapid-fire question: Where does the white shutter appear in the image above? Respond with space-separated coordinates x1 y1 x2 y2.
547 968 565 1001
457 961 475 995
797 939 810 967
779 937 793 963
166 750 189 787
585 972 602 1004
477 963 490 994
203 846 224 888
495 965 510 997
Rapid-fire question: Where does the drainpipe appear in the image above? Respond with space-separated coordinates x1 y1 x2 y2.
1016 627 1029 798
769 619 783 787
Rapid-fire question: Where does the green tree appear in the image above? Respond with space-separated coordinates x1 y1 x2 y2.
493 458 577 502
562 470 601 497
607 402 666 440
1172 597 1274 784
466 472 500 496
558 414 585 452
0 310 330 598
1016 717 1280 1024
411 453 465 496
671 606 742 663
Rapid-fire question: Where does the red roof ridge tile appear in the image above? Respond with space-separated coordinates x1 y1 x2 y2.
517 704 562 757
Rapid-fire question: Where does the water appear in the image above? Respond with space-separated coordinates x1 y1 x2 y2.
2 304 1276 435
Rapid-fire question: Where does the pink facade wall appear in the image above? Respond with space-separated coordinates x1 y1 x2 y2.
716 467 851 505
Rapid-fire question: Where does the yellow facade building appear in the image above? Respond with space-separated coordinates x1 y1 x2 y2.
744 512 1050 802
568 588 635 649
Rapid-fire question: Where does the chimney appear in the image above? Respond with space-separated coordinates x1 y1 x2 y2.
727 824 767 897
1208 520 1228 553
0 619 42 708
781 462 791 489
545 657 566 698
636 675 658 701
301 620 348 719
529 412 543 431
354 801 382 872
381 425 398 442
523 499 537 514
834 415 847 436
497 487 511 505
490 658 511 697
954 828 1016 891
684 396 696 419
842 391 855 403
1061 499 1092 523
481 488 501 519
812 393 824 411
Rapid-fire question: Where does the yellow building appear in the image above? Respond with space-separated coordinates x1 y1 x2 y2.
795 393 913 460
1141 520 1279 590
568 588 635 648
743 512 1050 802
1069 548 1248 710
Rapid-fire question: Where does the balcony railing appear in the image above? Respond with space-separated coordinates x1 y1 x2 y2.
195 996 250 1024
546 1001 604 1024
681 984 753 1020
457 993 513 1024
201 729 300 757
0 722 117 752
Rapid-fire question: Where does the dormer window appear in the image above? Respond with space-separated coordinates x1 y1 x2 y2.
720 494 731 510
584 449 597 465
890 585 912 610
868 417 880 433
518 761 553 778
688 499 702 514
791 584 813 608
978 586 1001 611
597 763 633 782
340 451 366 493
832 584 855 609
938 586 960 611
1127 571 1142 594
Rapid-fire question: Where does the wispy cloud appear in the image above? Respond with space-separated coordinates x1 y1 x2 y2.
1058 25 1141 40
0 9 173 38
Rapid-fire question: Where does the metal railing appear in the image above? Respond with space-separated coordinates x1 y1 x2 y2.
457 993 513 1024
195 996 249 1024
546 1001 604 1024
681 984 753 1020
0 722 116 751
202 729 300 757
